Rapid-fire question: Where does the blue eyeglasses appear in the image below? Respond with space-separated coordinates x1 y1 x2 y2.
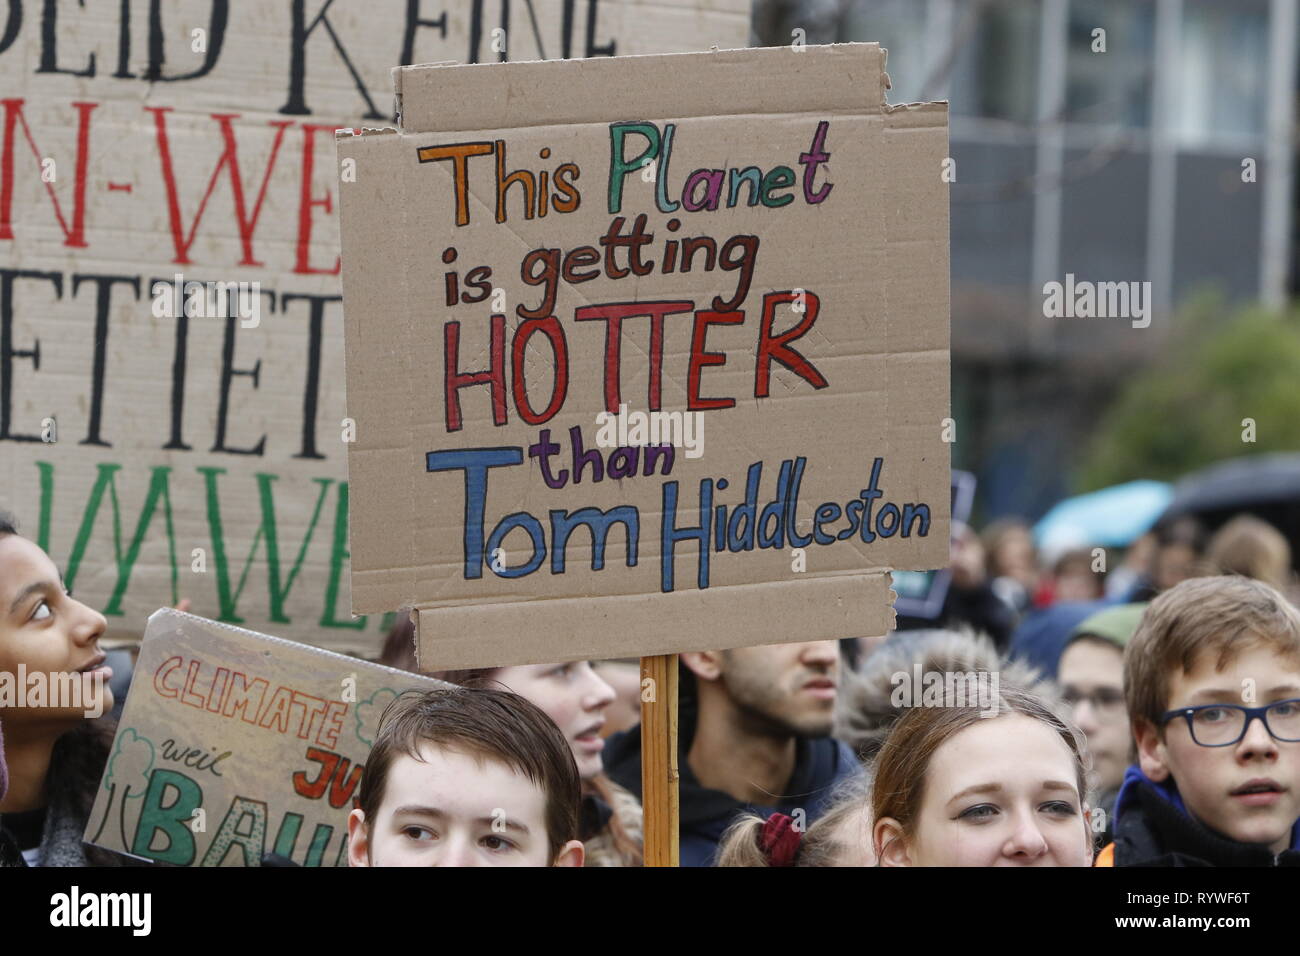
1159 698 1300 748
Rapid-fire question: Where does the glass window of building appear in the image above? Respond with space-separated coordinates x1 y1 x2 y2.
950 0 1042 125
1175 0 1268 147
1065 0 1155 128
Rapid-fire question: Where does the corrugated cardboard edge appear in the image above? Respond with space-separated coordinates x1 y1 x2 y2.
414 573 896 670
394 58 460 125
335 122 423 621
391 43 891 134
336 126 399 139
144 607 452 682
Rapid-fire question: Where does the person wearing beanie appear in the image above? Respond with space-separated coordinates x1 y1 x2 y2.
1057 603 1147 846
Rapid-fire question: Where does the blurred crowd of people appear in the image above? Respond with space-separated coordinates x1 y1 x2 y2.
934 511 1296 655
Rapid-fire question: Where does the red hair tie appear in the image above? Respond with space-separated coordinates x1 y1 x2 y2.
759 812 802 867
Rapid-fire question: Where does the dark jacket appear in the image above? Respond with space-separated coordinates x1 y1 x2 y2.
896 583 1018 653
1007 600 1108 680
0 722 135 867
1110 765 1300 867
0 826 22 867
604 694 862 867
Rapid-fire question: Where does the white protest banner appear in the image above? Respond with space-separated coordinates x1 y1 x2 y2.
0 0 751 653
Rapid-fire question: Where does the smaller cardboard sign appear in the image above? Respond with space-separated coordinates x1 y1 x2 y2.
86 609 446 867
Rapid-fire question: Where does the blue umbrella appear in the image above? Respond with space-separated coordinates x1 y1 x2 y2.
1034 480 1172 554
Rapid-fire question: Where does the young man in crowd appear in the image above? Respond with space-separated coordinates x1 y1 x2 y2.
1057 603 1146 844
604 639 861 866
1098 576 1300 866
347 687 585 867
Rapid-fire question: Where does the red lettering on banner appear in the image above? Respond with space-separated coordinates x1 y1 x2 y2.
573 300 695 413
295 123 341 275
148 107 292 266
152 655 350 749
0 99 96 246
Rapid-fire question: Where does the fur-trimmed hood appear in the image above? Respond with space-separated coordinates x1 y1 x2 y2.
835 628 1060 763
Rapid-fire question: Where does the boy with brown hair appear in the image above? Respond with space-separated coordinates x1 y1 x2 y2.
347 687 584 867
1098 576 1300 866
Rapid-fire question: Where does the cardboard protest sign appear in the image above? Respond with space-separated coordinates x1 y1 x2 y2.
0 0 750 654
337 44 951 670
85 608 446 866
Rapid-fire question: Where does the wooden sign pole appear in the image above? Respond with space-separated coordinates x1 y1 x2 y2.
639 653 679 867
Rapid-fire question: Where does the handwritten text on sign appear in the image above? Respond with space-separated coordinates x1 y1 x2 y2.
417 120 932 591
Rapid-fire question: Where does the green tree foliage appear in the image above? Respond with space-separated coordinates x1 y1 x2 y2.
1078 300 1300 491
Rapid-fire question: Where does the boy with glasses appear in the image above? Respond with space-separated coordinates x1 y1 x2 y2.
1096 576 1300 866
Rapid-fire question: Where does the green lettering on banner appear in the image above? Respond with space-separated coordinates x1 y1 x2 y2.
36 461 54 552
35 461 391 634
320 481 365 630
132 768 202 865
274 811 305 858
305 823 335 867
199 468 332 624
64 463 179 614
201 796 268 867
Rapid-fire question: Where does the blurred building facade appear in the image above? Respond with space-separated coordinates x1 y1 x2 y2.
752 0 1297 520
